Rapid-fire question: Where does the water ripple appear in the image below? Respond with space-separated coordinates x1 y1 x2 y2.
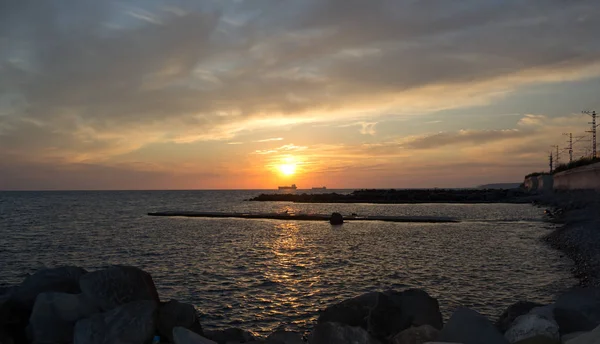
0 190 576 335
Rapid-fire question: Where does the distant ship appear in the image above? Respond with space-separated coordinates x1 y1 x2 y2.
312 186 327 190
278 184 297 190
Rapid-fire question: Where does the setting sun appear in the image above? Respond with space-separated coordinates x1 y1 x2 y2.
278 164 297 176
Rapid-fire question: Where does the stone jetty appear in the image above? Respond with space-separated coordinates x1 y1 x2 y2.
248 188 533 204
2 265 600 344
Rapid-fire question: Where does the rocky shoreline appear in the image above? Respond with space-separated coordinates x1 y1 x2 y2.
535 190 600 288
1 264 600 344
248 188 535 204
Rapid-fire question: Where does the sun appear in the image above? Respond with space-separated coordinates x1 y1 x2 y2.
278 163 296 176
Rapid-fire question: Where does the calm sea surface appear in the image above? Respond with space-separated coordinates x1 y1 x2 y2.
0 190 575 334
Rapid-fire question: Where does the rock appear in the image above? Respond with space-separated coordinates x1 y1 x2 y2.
513 335 560 344
10 266 87 311
392 325 439 344
265 329 303 344
203 328 259 343
560 332 586 343
504 314 559 343
308 322 381 344
73 300 157 344
529 306 556 323
173 327 217 344
554 288 600 334
438 307 509 344
330 213 343 225
29 292 99 344
79 266 160 311
317 289 442 341
564 324 600 343
385 289 444 330
158 300 202 342
496 302 545 333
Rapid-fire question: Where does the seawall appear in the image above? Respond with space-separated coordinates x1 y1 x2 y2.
554 162 600 191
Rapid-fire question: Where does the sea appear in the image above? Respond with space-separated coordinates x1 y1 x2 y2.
0 190 576 334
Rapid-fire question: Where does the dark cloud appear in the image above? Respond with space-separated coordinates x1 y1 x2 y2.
401 129 530 149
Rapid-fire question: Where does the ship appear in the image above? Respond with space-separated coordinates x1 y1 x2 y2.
311 186 327 190
278 184 297 190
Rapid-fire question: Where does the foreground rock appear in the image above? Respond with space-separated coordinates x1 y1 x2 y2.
79 265 160 311
553 287 600 334
203 327 259 343
564 323 600 343
158 300 202 342
504 314 559 343
438 308 508 344
265 329 304 344
9 266 87 314
29 292 99 343
173 327 217 344
73 300 157 344
496 301 545 333
308 322 381 344
392 325 439 344
317 289 442 341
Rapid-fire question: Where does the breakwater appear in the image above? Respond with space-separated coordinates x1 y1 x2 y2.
249 188 532 204
147 211 459 223
1 265 599 344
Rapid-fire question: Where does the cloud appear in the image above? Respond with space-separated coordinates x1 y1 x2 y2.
2 1 600 188
360 122 377 135
254 137 284 143
399 129 528 150
518 114 547 127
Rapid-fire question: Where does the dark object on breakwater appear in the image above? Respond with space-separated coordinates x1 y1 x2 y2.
147 211 459 223
330 212 343 225
248 188 532 204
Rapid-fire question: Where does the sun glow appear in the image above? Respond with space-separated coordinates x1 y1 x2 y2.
278 163 297 176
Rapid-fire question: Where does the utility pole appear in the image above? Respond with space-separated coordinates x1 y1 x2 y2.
549 151 553 172
552 145 560 165
563 132 573 163
583 110 598 158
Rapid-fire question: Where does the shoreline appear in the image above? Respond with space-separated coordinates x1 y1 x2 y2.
534 190 600 287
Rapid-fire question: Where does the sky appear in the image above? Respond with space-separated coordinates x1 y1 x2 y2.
1 0 600 190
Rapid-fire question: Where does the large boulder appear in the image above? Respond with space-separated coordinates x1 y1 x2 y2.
504 314 559 343
308 322 381 344
496 301 545 333
29 292 99 344
513 335 560 344
10 267 87 311
564 324 600 344
203 328 258 343
79 266 160 311
317 289 442 341
73 300 157 344
265 329 304 344
385 289 444 330
392 325 439 344
553 288 600 334
437 308 509 344
158 300 202 342
173 327 217 344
